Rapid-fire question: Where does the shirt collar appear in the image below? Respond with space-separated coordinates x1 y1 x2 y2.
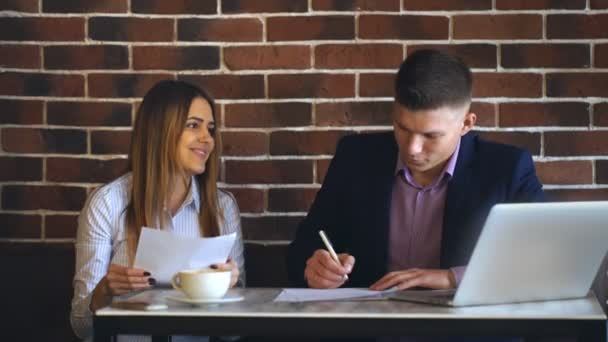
182 176 201 212
394 138 461 187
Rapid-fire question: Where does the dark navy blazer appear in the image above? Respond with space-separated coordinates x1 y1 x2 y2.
287 131 545 287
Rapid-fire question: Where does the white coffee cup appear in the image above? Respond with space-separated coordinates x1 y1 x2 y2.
171 268 231 300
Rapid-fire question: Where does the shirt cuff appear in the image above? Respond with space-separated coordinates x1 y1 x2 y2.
449 266 466 286
71 291 95 339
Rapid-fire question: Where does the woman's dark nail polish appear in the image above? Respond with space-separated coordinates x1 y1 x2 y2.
210 264 218 269
144 271 151 276
148 278 156 285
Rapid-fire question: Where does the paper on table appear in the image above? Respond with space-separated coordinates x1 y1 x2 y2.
274 288 396 302
133 227 236 285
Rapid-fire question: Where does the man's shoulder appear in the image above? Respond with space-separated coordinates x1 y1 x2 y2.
465 133 534 172
471 134 531 159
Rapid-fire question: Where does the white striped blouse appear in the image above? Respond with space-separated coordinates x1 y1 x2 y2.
70 173 245 342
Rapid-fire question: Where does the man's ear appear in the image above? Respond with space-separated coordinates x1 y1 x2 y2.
461 112 477 135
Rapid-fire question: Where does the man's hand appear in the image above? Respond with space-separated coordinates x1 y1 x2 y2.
370 268 456 291
304 249 355 289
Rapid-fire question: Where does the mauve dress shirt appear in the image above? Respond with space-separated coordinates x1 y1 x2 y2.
388 140 465 283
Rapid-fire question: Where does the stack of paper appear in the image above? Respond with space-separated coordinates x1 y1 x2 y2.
274 288 396 302
133 227 236 285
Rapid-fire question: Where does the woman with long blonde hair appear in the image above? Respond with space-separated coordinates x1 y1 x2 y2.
70 80 244 341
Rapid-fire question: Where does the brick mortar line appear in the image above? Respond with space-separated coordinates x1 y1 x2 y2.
0 153 129 158
542 13 547 40
2 155 606 163
0 238 75 243
5 39 608 46
0 95 139 103
263 74 268 100
2 154 608 161
0 95 608 105
0 209 80 214
41 149 47 182
4 10 608 18
0 125 604 132
496 44 503 72
38 44 44 70
6 67 608 74
220 103 225 129
128 44 133 70
84 14 90 43
1 126 607 133
218 45 226 72
540 131 545 157
83 72 89 97
0 210 79 215
261 15 267 43
173 17 177 42
0 183 608 191
0 124 133 129
6 96 608 104
448 12 454 41
0 181 93 187
0 155 127 160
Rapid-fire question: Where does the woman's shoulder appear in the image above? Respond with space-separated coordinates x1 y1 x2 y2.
85 173 132 212
217 188 238 210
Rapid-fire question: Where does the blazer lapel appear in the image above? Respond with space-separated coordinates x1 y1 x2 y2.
441 133 475 267
372 134 399 277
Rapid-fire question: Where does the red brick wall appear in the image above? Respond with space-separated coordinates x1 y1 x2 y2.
2 0 608 249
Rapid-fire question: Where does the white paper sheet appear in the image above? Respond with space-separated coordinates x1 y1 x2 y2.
133 227 236 285
274 288 396 302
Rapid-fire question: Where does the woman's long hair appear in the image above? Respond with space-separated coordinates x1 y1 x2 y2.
125 80 222 263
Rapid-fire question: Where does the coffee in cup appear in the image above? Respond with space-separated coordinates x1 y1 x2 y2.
171 268 231 300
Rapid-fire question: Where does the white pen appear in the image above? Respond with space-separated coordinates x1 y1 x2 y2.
319 230 349 280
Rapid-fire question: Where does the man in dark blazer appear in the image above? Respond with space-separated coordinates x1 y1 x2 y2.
287 49 544 292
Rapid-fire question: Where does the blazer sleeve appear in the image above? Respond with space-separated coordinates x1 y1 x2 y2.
509 149 545 203
286 137 351 287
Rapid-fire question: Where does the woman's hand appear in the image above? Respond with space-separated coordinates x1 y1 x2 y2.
212 259 240 288
90 264 153 311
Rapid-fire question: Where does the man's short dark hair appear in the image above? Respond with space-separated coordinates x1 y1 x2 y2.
395 49 472 111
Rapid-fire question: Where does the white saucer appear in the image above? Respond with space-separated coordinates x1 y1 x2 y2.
167 293 244 305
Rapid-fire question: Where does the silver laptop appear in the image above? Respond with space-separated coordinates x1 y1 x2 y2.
390 201 608 306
